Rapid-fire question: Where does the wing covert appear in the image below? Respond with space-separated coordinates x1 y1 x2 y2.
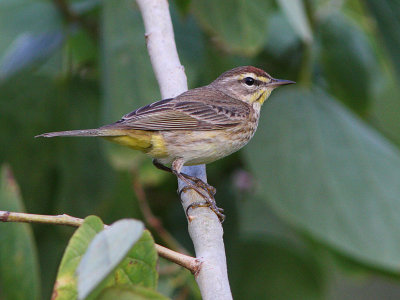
105 88 250 131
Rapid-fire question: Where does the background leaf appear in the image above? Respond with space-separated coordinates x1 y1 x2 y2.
276 0 312 43
317 12 377 112
0 0 63 78
0 31 64 81
244 88 400 272
192 0 273 55
0 165 41 300
364 0 400 77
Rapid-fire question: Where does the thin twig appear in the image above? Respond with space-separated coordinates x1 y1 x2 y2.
131 170 189 254
0 210 199 273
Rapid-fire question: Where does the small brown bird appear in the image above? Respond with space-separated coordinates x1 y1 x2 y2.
37 66 294 221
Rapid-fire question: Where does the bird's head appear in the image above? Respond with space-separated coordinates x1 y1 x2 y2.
210 66 295 106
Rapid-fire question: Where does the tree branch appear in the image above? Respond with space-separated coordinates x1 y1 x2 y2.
0 210 199 273
135 1 232 299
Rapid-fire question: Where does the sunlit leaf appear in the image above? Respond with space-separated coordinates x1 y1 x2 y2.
77 219 144 299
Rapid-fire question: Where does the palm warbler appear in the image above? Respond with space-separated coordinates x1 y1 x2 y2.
37 66 294 221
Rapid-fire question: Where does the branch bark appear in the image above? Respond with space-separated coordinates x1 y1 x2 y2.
0 210 199 273
135 1 232 299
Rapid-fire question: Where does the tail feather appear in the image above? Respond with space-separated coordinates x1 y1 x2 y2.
35 128 122 138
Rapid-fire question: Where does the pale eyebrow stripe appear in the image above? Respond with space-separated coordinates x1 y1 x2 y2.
236 73 270 83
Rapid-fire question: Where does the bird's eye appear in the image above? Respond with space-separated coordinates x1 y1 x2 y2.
244 77 255 86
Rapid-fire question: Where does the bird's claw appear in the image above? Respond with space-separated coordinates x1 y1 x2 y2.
181 173 217 197
177 174 224 222
186 200 225 223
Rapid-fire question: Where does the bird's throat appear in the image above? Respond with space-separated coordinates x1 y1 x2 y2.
251 90 270 105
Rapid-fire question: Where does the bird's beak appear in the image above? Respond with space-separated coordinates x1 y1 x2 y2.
268 78 296 87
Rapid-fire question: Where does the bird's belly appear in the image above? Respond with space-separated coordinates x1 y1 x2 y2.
160 127 255 166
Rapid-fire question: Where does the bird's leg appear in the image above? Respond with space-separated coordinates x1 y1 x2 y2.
152 159 216 198
169 159 225 222
152 159 173 173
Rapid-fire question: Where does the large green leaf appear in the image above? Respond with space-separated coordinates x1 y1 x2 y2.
318 12 377 112
52 215 104 300
77 219 144 299
243 88 400 272
364 0 400 77
112 230 158 289
192 0 273 55
371 74 400 147
0 165 41 300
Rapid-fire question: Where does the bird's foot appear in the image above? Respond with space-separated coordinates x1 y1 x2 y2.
186 200 225 223
179 186 225 222
181 173 217 197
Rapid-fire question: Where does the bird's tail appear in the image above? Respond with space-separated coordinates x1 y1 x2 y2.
35 128 122 138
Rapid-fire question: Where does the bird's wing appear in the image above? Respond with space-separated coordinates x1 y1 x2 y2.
104 88 251 131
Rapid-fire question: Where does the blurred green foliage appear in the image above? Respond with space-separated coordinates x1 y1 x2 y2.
1 0 400 299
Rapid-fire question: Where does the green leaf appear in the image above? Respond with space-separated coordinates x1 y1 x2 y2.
243 88 400 272
276 0 312 43
53 216 104 300
0 165 41 300
364 0 400 77
318 12 377 112
113 230 158 289
0 31 64 81
264 12 299 57
77 219 144 299
97 286 169 300
192 0 273 55
371 74 400 147
0 0 63 79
